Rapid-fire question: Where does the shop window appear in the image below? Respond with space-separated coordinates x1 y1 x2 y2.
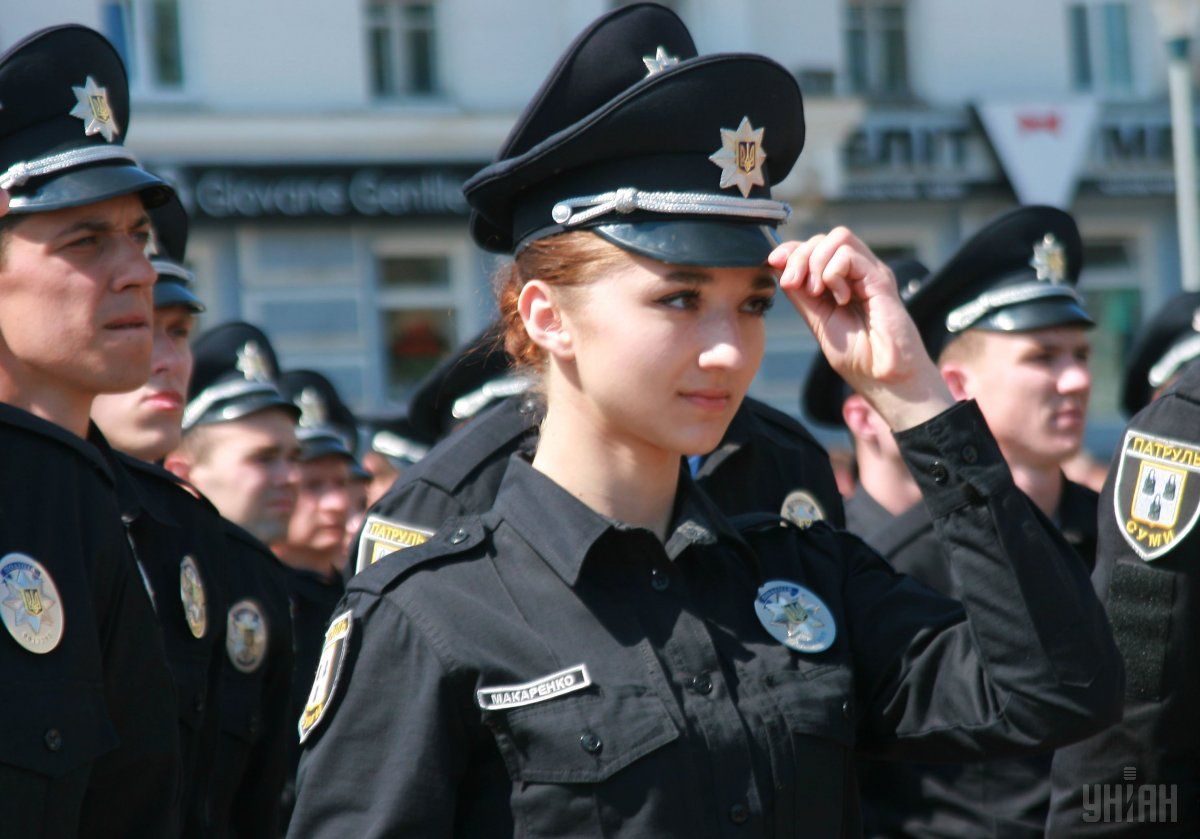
1068 2 1133 95
367 0 438 98
1078 240 1141 421
101 0 184 92
377 255 456 402
844 1 909 99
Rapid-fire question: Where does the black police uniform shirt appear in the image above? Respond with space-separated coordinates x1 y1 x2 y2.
208 520 295 839
0 404 180 838
351 394 845 579
847 476 1098 838
89 431 230 839
1047 360 1200 836
289 401 1122 837
279 563 344 827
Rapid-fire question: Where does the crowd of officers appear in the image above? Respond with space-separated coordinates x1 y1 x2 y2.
1 15 1198 839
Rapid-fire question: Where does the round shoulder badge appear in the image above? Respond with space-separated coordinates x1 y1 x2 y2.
781 489 825 529
226 598 269 673
179 555 207 639
754 580 836 653
0 553 65 654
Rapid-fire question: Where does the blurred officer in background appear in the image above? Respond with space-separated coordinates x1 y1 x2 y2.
806 206 1099 838
356 415 430 508
91 193 229 837
0 24 181 836
1046 292 1200 835
165 321 297 838
273 368 359 829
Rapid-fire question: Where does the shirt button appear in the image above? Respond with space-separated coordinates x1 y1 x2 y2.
729 802 749 824
518 399 536 416
961 444 979 463
649 568 669 592
929 462 949 485
842 700 851 718
449 528 468 545
689 674 713 695
195 694 206 714
579 732 603 754
44 728 63 752
248 715 261 737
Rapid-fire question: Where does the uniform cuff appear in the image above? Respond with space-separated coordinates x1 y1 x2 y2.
893 400 1011 518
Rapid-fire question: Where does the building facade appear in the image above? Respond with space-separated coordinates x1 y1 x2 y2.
2 0 1193 455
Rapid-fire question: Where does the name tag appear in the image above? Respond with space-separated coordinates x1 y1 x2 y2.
477 664 592 710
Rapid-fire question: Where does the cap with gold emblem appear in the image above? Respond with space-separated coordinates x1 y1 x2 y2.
277 369 363 470
1121 292 1200 416
905 205 1094 361
149 193 205 313
463 1 804 266
0 25 172 214
183 321 300 430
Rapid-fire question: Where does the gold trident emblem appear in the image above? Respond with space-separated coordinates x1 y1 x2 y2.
90 94 112 123
21 588 43 617
736 141 757 174
781 600 809 623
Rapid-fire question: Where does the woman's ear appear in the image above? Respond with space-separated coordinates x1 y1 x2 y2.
518 279 574 361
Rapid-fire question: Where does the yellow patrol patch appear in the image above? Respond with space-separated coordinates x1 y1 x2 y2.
781 489 825 529
299 609 354 744
1114 428 1200 561
355 515 432 574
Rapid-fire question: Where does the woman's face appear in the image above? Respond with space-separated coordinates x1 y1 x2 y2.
557 250 776 458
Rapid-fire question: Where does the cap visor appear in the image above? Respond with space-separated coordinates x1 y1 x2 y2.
594 219 781 267
297 434 355 463
190 394 300 429
9 163 173 214
154 281 206 313
973 299 1096 334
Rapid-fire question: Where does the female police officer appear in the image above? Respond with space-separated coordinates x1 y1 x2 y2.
288 5 1121 836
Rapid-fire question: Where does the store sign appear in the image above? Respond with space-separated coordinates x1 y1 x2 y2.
976 100 1099 208
840 109 1000 201
167 164 483 220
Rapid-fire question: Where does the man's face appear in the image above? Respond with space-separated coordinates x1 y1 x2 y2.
91 304 196 461
185 409 300 543
0 195 155 397
283 455 352 559
949 326 1092 469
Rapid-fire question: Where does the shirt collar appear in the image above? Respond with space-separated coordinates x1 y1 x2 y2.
493 454 742 586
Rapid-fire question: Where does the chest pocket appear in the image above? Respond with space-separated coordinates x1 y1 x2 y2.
485 684 679 784
755 667 856 837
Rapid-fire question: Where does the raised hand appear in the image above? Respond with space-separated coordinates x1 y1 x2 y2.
769 227 953 431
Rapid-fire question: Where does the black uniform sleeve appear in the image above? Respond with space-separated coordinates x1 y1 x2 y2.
287 592 470 837
851 400 1124 759
1045 386 1200 835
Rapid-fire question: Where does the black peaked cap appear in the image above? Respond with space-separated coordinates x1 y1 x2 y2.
184 321 298 430
905 205 1092 361
149 193 205 312
0 25 172 213
278 369 361 465
1122 291 1200 416
407 325 521 444
801 258 931 427
464 3 804 265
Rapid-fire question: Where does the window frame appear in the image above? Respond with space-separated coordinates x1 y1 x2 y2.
365 0 442 101
101 0 189 100
843 0 911 101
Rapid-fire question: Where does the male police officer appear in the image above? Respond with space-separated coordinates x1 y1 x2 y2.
165 322 297 838
1045 293 1200 835
272 369 358 828
90 193 231 838
0 25 181 836
805 206 1100 838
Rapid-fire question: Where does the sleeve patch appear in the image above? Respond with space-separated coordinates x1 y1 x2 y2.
298 609 354 744
355 515 433 574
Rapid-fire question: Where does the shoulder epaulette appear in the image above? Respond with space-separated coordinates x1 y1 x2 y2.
350 515 491 596
420 398 536 494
